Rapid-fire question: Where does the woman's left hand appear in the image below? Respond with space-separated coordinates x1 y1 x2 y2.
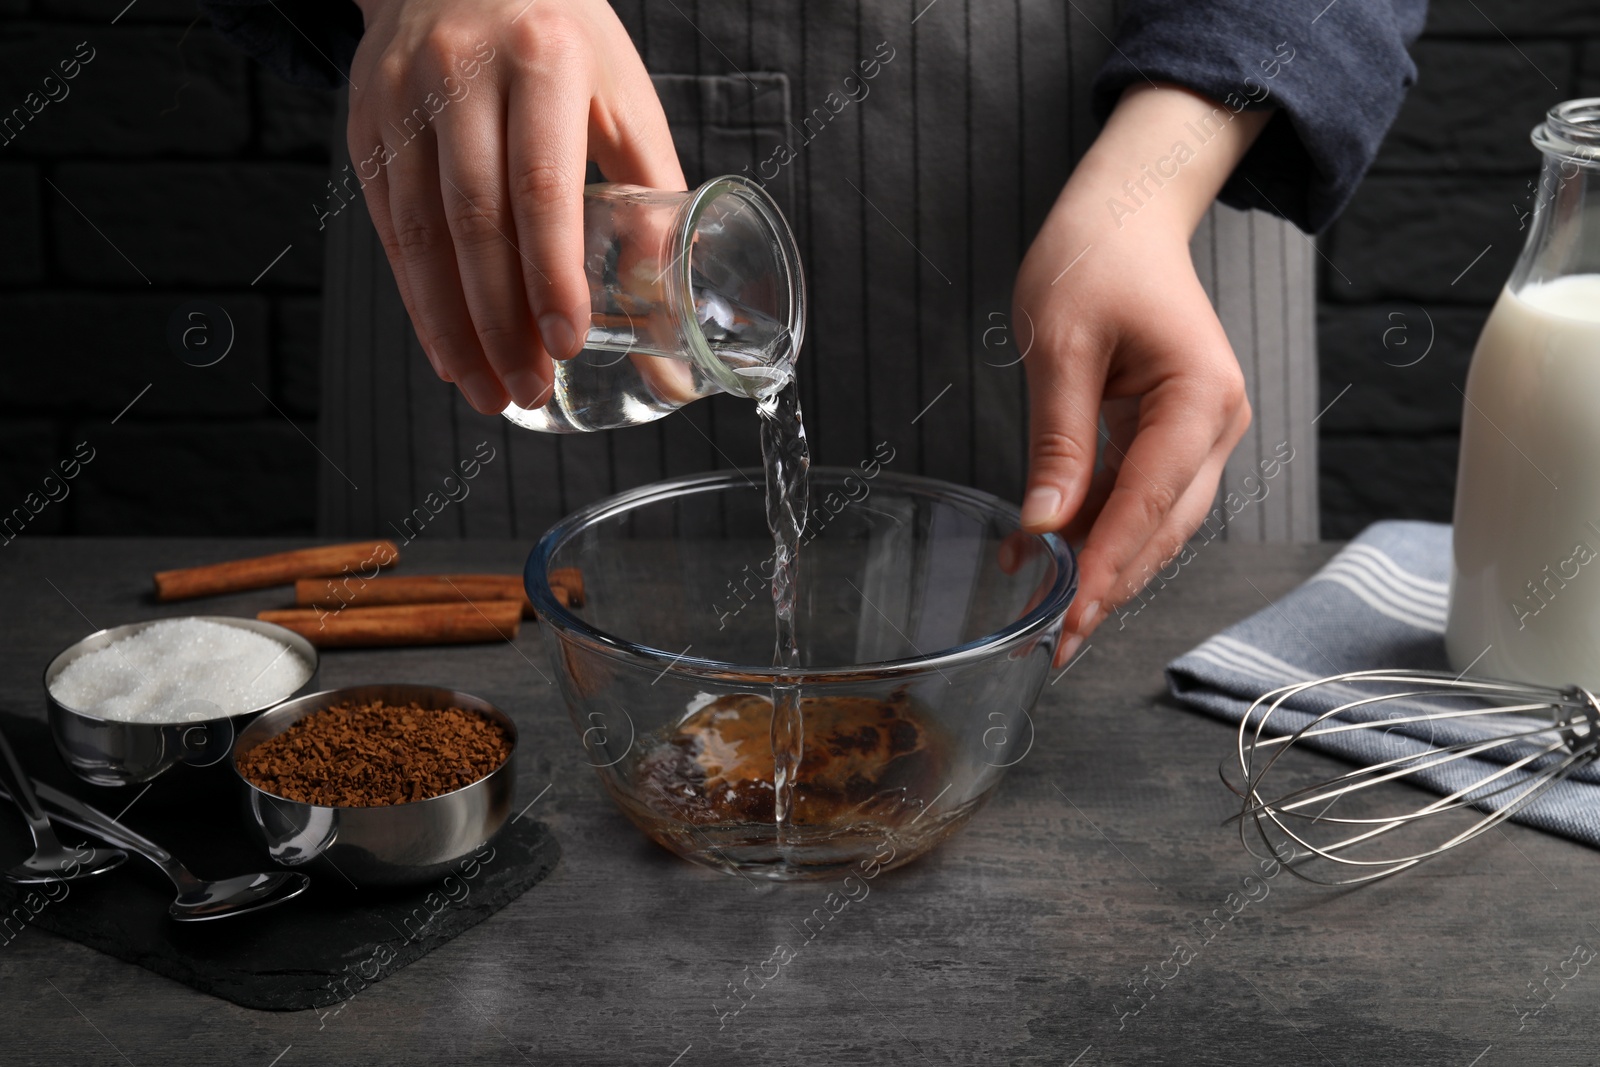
1013 84 1272 667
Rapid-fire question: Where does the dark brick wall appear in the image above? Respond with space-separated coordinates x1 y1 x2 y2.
0 2 333 537
0 1 1592 539
1317 1 1600 537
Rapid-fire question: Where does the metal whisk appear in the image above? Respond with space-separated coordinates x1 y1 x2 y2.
1224 669 1600 885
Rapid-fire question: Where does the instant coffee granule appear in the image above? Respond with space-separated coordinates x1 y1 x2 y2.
237 699 511 806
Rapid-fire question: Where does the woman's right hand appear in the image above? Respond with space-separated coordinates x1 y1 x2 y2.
348 0 685 414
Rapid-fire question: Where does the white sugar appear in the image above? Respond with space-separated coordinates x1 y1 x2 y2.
49 618 312 724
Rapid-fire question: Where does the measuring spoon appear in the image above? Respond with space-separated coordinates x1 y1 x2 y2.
0 725 124 883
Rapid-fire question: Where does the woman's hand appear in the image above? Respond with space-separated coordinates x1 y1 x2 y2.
1014 84 1271 666
347 0 685 414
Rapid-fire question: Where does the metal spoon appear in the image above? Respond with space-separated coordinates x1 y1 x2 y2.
20 779 310 921
0 725 124 883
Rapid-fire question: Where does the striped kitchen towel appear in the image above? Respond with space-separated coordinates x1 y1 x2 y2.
1166 520 1600 850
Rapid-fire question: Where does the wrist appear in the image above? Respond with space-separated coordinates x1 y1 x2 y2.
1064 82 1272 240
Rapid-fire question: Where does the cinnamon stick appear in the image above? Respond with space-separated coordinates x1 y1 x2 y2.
291 573 575 618
257 601 520 648
548 566 585 606
155 541 400 602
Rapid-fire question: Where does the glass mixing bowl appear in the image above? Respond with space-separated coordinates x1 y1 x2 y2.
525 467 1076 880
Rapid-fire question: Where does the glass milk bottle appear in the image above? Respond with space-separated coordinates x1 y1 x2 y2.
502 175 805 433
1446 99 1600 687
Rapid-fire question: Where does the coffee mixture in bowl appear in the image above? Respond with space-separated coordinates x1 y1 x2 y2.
636 691 946 826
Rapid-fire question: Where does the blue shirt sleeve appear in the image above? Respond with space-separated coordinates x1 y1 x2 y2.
1090 0 1428 233
201 0 364 92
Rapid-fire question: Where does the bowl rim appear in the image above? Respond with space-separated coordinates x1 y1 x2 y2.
525 466 1077 683
230 683 518 811
43 615 320 727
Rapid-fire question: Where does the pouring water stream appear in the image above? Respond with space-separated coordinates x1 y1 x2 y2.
755 378 810 844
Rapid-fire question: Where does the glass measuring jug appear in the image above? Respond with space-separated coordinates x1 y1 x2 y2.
502 175 806 434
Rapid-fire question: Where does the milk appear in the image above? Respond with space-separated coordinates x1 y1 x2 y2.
1447 274 1600 686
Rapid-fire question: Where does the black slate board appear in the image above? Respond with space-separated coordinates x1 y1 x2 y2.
0 710 560 1012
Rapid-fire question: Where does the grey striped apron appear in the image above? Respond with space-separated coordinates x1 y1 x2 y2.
317 0 1318 544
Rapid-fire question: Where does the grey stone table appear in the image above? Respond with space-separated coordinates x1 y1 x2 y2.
1 538 1595 1066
